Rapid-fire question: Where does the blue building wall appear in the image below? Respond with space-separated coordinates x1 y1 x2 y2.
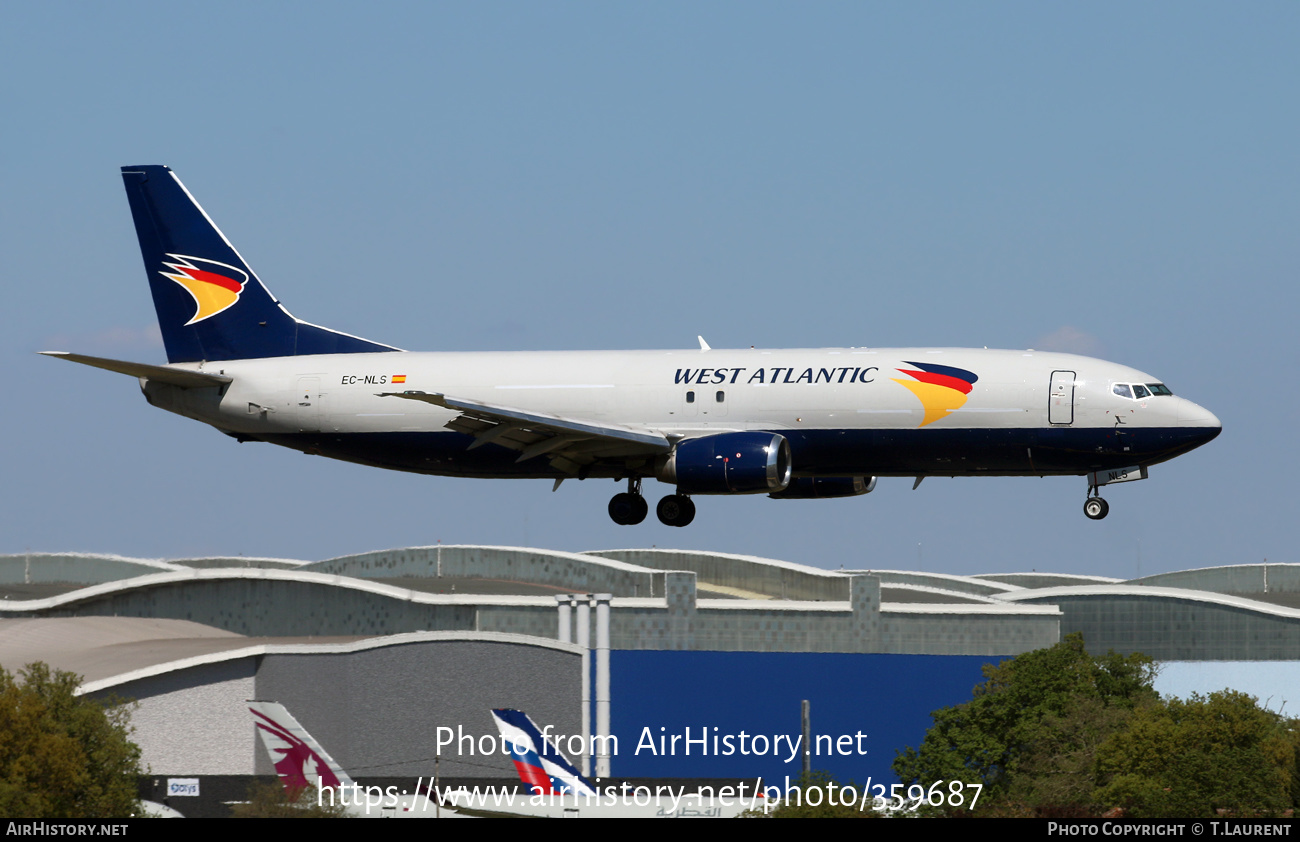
608 651 998 786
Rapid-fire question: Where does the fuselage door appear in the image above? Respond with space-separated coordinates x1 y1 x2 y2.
296 376 322 432
1048 370 1076 425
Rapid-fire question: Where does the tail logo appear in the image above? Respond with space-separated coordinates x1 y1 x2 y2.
892 361 979 427
250 707 342 796
491 709 596 797
160 254 248 325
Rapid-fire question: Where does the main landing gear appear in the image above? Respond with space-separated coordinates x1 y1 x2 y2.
656 494 695 528
608 478 648 525
607 479 695 527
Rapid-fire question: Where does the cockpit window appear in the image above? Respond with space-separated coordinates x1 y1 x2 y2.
1114 382 1173 400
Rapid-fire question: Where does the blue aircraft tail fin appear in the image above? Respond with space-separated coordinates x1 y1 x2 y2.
121 165 400 363
491 709 597 796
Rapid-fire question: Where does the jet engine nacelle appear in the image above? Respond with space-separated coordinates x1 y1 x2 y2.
657 432 792 494
769 476 877 499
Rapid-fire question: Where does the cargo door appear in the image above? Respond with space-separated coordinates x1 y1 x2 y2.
296 376 322 432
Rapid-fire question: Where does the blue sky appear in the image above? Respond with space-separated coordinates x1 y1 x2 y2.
2 2 1296 578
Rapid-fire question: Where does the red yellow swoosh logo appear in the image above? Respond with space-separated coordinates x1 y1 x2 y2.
160 254 248 325
892 361 979 427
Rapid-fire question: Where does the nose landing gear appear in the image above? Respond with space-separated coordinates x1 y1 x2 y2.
1081 466 1147 521
1083 495 1110 520
1082 469 1121 520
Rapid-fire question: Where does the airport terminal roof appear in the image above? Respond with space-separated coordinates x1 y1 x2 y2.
4 548 1299 663
0 616 365 684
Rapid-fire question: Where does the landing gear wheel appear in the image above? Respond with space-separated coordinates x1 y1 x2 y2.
656 494 696 527
629 494 647 524
608 492 647 525
1083 497 1110 520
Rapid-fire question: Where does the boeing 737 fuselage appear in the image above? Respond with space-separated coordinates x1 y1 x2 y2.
45 166 1221 525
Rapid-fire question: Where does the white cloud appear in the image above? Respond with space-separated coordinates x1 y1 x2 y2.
1033 326 1105 357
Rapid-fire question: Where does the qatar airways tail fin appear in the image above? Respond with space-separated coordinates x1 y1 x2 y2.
120 165 400 364
248 702 470 819
248 701 354 797
491 708 597 796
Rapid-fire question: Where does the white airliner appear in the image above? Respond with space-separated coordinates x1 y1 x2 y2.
44 166 1220 524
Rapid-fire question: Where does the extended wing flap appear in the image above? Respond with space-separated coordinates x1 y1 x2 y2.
377 390 671 470
41 351 232 389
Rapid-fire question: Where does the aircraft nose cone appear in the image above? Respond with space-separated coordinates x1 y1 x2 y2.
1180 399 1221 443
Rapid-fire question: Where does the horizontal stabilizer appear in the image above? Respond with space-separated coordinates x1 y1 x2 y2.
40 351 232 388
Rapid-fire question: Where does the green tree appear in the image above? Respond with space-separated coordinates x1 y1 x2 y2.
0 662 143 818
1094 690 1299 818
892 633 1157 815
229 779 348 818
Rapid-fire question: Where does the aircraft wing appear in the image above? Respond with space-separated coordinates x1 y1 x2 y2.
378 390 671 475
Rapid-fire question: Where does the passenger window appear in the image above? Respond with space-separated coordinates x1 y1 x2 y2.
716 391 725 403
1113 384 1133 399
686 391 695 404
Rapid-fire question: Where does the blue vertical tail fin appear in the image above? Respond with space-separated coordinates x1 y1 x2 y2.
491 709 597 796
121 165 400 363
